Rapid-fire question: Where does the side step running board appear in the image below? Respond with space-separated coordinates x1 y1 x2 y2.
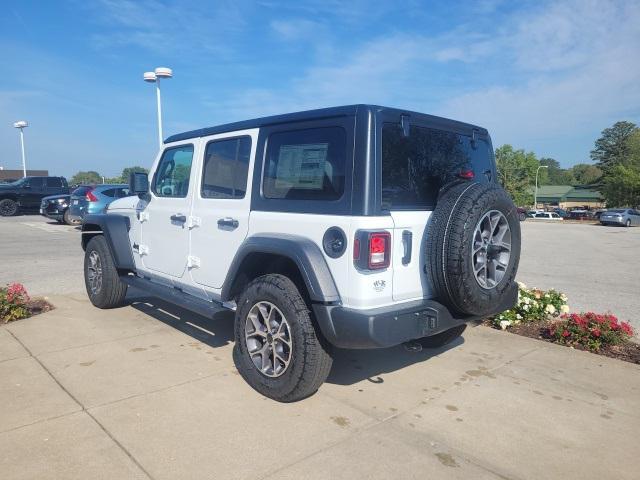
121 275 227 319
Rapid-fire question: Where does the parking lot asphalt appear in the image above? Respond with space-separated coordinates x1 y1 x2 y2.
1 214 640 479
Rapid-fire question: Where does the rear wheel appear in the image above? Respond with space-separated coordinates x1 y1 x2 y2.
519 212 526 222
625 219 631 227
233 274 332 402
84 235 128 308
0 199 18 217
63 209 75 225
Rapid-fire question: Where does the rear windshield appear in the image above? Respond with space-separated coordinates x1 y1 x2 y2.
72 186 91 196
382 123 493 210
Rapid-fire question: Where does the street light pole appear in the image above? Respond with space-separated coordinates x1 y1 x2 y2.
144 67 173 148
534 165 549 209
13 121 29 177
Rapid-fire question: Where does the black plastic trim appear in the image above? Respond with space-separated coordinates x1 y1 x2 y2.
313 282 517 349
81 214 135 271
121 275 226 319
221 234 340 303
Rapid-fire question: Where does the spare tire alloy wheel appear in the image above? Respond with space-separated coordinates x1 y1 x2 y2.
245 301 292 377
472 210 511 289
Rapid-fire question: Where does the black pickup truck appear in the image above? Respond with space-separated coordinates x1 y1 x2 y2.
0 176 70 216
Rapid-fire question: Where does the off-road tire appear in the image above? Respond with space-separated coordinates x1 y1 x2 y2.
426 182 521 316
0 199 18 217
84 235 128 308
233 274 333 402
419 324 467 348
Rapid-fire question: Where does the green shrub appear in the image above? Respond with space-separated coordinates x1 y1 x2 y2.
0 283 31 323
492 282 569 330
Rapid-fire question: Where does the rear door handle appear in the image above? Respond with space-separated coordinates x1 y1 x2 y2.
217 217 239 229
170 214 187 223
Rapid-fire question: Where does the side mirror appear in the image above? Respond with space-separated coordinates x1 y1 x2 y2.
129 171 149 197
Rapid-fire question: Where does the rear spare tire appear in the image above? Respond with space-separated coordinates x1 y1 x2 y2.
426 182 521 316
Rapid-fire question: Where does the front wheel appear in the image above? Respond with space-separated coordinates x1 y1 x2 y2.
625 219 631 227
84 235 128 308
233 274 333 402
0 199 18 217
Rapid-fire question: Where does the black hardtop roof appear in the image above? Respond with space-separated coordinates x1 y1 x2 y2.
164 104 488 143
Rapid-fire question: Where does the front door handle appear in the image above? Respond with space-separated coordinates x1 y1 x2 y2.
217 217 239 229
170 214 187 223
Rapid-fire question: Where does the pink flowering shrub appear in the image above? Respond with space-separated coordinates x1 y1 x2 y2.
0 283 30 323
549 313 634 352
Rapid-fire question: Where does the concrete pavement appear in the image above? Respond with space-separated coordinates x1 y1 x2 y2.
2 293 639 480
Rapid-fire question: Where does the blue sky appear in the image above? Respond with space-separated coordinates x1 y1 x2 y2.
1 0 639 178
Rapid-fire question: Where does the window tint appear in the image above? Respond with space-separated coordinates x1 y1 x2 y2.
382 123 491 210
263 127 346 201
201 136 251 199
153 145 194 198
116 188 130 198
72 186 91 196
101 188 117 198
29 177 44 188
46 177 63 188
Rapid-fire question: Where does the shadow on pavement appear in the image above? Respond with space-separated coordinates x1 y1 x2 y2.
125 288 465 386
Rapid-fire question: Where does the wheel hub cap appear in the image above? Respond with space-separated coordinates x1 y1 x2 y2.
87 251 103 294
244 301 292 378
472 210 512 289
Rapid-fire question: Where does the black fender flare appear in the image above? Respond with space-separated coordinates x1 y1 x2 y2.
221 234 341 304
81 214 135 272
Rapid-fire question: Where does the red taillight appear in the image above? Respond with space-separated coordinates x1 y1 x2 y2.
458 169 475 179
368 232 391 269
86 189 98 202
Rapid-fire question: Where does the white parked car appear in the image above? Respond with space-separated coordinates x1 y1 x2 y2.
533 212 563 220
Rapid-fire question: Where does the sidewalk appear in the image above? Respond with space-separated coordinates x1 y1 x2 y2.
1 293 639 480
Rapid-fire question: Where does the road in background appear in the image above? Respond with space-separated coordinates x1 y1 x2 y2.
1 215 639 332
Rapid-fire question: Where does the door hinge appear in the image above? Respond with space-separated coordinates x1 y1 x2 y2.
187 216 201 229
138 211 149 222
187 255 201 269
138 244 149 256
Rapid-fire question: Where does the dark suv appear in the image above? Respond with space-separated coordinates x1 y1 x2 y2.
0 176 69 216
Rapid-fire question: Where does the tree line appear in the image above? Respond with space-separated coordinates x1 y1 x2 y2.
69 166 148 186
496 120 640 208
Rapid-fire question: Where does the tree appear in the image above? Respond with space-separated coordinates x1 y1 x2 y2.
570 163 603 186
539 157 575 185
601 164 640 207
590 121 638 173
70 171 101 185
495 145 539 206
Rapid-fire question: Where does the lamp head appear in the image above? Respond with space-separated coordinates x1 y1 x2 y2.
13 121 28 129
143 72 157 82
154 67 172 79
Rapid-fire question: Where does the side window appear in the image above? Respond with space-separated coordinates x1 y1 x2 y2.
153 145 194 198
29 177 44 189
101 189 116 198
263 127 346 201
46 177 63 188
116 188 130 198
201 136 251 199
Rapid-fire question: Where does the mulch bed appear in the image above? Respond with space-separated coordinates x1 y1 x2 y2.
0 298 54 325
483 320 640 365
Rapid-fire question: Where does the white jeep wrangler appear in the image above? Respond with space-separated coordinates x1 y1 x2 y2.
81 105 520 402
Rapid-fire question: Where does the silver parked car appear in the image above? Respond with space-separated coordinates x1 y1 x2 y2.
600 208 640 227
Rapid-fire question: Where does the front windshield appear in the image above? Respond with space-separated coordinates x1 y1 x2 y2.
8 178 27 186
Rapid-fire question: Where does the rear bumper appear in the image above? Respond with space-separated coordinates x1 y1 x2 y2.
313 283 518 349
